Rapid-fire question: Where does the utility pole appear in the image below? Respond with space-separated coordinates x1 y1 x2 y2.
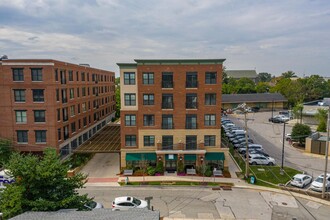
244 110 250 179
322 103 330 199
280 122 286 175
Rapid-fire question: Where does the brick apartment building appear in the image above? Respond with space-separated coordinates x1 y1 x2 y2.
0 58 116 158
118 59 228 172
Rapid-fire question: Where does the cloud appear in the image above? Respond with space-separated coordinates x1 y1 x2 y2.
0 0 329 77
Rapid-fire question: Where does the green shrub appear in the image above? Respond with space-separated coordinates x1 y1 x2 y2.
155 161 164 174
177 160 184 173
147 166 156 176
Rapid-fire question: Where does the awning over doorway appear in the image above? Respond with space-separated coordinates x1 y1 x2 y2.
126 153 157 161
184 154 197 161
205 152 225 160
165 154 178 160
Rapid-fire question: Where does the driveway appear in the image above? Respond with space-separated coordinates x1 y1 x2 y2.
227 112 326 177
80 153 120 178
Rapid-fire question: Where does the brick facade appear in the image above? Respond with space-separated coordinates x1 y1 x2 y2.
118 59 229 171
0 59 116 157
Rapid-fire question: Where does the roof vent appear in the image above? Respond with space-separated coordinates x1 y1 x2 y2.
79 63 90 67
0 55 8 60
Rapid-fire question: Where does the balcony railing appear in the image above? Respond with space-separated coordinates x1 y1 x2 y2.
157 142 205 150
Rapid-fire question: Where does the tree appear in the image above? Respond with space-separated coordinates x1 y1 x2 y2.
315 108 328 132
235 78 256 94
291 123 312 145
255 82 270 93
0 139 13 168
0 148 91 219
256 72 272 82
292 103 304 123
281 71 297 78
222 66 228 84
115 77 120 118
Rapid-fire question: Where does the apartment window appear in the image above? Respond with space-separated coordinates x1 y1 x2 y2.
162 135 173 150
186 72 198 88
83 117 87 127
125 114 136 126
62 107 68 122
143 72 154 85
60 70 66 84
82 102 87 112
35 130 46 143
76 71 79 81
186 114 197 129
57 108 61 121
15 110 27 123
32 89 44 102
61 89 67 103
162 72 173 88
162 114 173 129
143 115 155 126
205 114 216 126
77 104 81 114
56 89 60 101
81 72 85 81
64 125 70 140
17 130 28 143
205 72 217 84
143 94 154 105
144 136 155 146
205 135 216 146
124 72 135 85
68 70 73 81
124 93 136 106
58 128 61 141
87 73 89 81
14 89 25 102
186 93 197 109
34 110 45 122
31 68 42 81
12 68 24 81
70 105 75 116
205 93 216 105
69 88 74 99
78 119 81 129
82 87 86 97
71 122 76 133
186 135 197 150
55 69 58 81
125 135 136 146
162 94 173 109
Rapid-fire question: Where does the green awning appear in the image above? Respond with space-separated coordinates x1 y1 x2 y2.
126 153 157 161
205 152 225 161
184 154 197 161
165 154 177 160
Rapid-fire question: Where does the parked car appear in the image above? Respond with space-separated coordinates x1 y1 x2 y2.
249 155 276 166
268 116 283 123
310 174 330 192
238 144 263 154
85 200 104 209
285 133 292 141
248 150 269 157
290 174 312 188
112 196 148 211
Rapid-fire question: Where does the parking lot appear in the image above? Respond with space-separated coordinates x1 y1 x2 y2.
223 111 329 192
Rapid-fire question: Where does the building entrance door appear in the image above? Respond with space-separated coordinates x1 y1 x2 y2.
165 160 177 173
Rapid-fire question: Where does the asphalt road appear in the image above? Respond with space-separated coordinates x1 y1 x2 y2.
227 112 326 177
80 185 330 220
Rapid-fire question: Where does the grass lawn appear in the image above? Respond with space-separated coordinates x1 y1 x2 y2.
228 143 300 187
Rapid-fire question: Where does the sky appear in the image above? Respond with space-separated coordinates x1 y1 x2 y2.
0 0 330 77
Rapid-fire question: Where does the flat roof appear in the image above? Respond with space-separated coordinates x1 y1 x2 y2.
117 59 225 67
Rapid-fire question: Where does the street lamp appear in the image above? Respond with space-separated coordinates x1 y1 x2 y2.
322 98 330 199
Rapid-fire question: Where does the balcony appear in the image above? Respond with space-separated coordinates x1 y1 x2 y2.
156 142 205 151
